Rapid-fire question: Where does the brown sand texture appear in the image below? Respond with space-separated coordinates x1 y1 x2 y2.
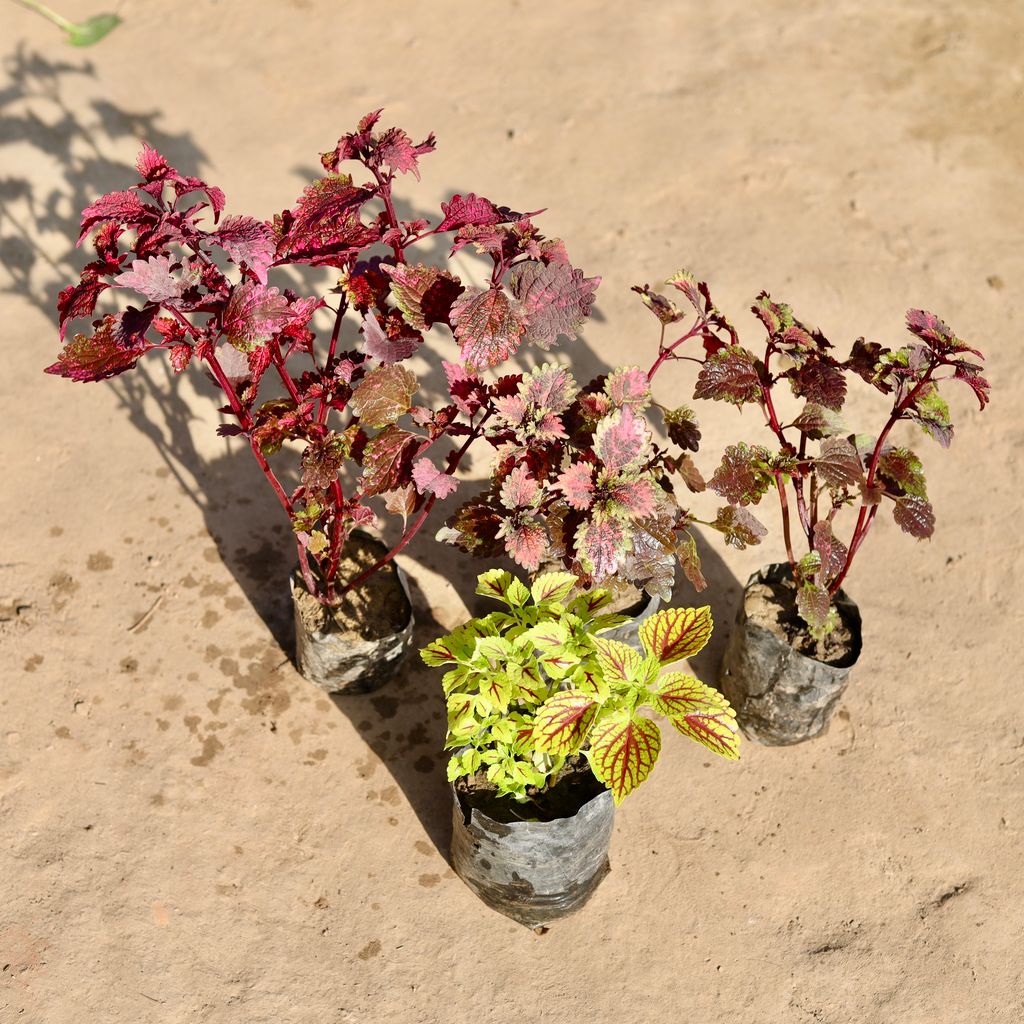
1 2 1021 1021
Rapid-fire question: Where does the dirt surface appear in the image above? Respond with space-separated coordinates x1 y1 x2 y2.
2 2 1022 1022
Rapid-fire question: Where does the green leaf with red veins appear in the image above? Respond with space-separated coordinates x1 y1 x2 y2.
594 406 650 473
475 568 514 602
383 263 464 330
479 672 513 715
788 357 847 412
349 363 417 428
751 292 795 335
792 402 845 439
509 260 599 349
664 405 701 452
521 363 578 413
301 432 349 491
893 495 935 539
877 447 927 498
576 515 626 579
587 712 662 804
639 606 713 665
509 663 548 705
44 316 143 382
812 521 848 586
694 346 762 405
451 287 528 370
650 672 740 760
499 520 547 571
796 582 836 640
530 572 579 605
556 462 595 510
362 425 420 496
223 282 294 351
499 465 540 510
605 367 652 411
815 437 864 490
592 637 643 686
709 443 774 506
532 692 599 756
608 476 657 518
711 505 768 549
412 457 458 500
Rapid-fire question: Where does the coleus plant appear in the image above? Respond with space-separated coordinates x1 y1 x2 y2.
46 110 601 606
631 270 991 639
421 569 740 806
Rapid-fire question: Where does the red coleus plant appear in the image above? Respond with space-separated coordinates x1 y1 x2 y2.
46 110 600 606
629 270 990 638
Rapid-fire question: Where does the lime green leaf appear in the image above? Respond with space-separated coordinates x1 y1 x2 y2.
479 673 513 714
639 606 714 665
476 568 513 602
532 691 600 756
588 712 662 804
66 13 122 46
571 589 614 618
651 673 740 760
506 577 531 607
421 630 468 666
591 636 642 686
522 620 569 652
474 635 512 662
530 571 579 605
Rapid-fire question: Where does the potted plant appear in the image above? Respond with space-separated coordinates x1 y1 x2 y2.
420 568 740 928
629 271 990 743
45 110 600 693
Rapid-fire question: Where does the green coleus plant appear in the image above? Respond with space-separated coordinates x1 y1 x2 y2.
421 569 740 805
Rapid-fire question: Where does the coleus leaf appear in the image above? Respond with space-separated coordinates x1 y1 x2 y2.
499 465 540 510
301 433 349 491
796 582 835 641
751 292 795 335
222 283 293 351
709 443 773 506
605 366 652 411
57 276 109 339
815 437 864 490
893 495 935 539
349 363 417 428
531 572 579 605
114 255 191 302
384 263 464 330
587 712 662 804
77 189 154 244
211 215 276 284
593 406 650 473
361 426 420 496
521 362 578 413
607 475 658 518
360 312 418 363
792 402 845 439
375 126 436 179
672 453 706 493
694 346 762 405
499 520 547 571
532 691 600 756
910 384 954 448
450 287 528 370
787 357 847 412
905 309 982 359
677 532 708 592
591 636 642 686
44 316 143 382
664 405 701 452
632 284 683 325
711 505 768 549
877 447 927 498
441 499 505 558
412 457 458 500
437 193 509 232
556 462 595 510
576 515 626 579
812 520 848 586
650 673 740 760
639 606 713 666
509 260 600 349
275 174 378 264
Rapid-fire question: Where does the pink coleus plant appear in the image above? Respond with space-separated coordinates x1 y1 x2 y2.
46 110 599 606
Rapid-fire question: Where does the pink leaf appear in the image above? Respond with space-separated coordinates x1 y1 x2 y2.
222 283 293 351
499 465 540 510
361 312 418 363
500 520 547 571
509 260 600 349
450 287 527 370
556 463 595 510
78 190 153 245
57 276 108 339
412 458 459 500
384 263 463 330
609 476 657 517
376 127 436 180
576 516 625 579
605 366 652 410
211 216 275 284
45 316 143 382
521 363 578 413
438 193 506 232
135 143 171 181
114 255 185 303
494 394 528 426
594 406 650 473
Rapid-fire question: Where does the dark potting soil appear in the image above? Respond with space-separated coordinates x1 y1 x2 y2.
293 533 410 641
455 755 606 824
746 572 858 666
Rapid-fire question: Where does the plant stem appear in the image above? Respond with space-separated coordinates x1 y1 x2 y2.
646 321 703 381
15 0 74 32
372 168 405 262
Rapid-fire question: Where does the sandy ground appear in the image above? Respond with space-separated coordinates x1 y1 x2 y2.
2 2 1022 1021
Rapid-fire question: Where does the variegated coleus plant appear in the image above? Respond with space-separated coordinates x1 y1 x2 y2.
45 110 599 606
631 270 991 639
421 569 740 806
438 359 714 601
